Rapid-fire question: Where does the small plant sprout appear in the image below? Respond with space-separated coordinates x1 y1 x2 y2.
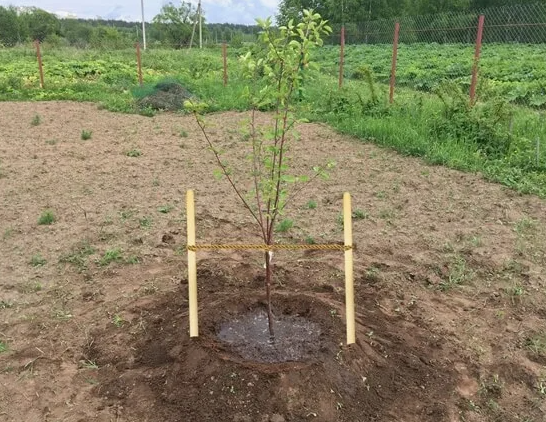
31 114 41 126
81 129 92 140
126 148 142 157
188 10 332 342
0 340 8 353
306 200 318 209
112 314 125 328
29 254 47 267
352 209 369 220
275 219 294 233
38 209 56 225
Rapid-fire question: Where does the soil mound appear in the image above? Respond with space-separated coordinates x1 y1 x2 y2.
84 263 456 422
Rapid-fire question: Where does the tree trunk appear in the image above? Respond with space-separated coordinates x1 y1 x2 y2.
264 249 275 342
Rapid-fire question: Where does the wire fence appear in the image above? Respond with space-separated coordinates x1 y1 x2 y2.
324 2 546 108
327 2 546 45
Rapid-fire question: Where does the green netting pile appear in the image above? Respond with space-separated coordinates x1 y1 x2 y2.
132 79 194 111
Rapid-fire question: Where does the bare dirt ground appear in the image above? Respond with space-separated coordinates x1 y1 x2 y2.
0 101 545 422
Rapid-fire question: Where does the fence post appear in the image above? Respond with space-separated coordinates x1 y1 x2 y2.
34 40 44 89
136 42 143 87
470 15 485 105
389 22 400 104
222 42 228 87
338 26 345 89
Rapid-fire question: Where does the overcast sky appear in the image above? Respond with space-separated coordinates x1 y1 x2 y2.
0 0 280 25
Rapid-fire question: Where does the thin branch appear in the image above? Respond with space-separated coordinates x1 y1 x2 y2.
194 113 263 229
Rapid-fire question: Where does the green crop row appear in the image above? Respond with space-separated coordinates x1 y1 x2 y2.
315 43 546 108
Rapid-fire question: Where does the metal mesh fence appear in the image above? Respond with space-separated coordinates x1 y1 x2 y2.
328 2 546 45
325 2 546 108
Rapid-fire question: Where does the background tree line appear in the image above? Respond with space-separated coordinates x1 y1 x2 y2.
277 0 542 24
0 0 543 48
0 2 259 48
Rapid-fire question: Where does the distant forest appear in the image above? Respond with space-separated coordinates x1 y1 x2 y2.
0 0 543 48
0 3 260 48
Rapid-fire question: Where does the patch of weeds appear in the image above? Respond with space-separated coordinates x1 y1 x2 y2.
470 235 483 247
439 256 474 291
81 129 92 140
3 227 14 240
514 217 536 236
31 114 41 126
119 209 135 221
59 241 95 271
305 236 316 244
45 139 57 145
352 209 369 220
275 219 293 233
53 309 73 321
142 281 159 295
98 247 123 266
138 106 156 117
152 178 160 187
125 255 140 265
0 300 14 309
375 190 387 199
29 254 47 267
139 216 152 228
378 209 395 220
19 281 43 294
112 314 125 328
479 374 504 399
365 266 381 283
0 341 8 353
525 332 546 356
158 204 174 214
179 129 188 138
306 200 317 209
505 284 525 304
79 360 99 370
126 148 142 157
38 209 55 225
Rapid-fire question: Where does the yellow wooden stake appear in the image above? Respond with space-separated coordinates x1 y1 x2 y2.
187 190 198 337
343 192 356 345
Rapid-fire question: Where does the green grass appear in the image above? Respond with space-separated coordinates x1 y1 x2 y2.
1 44 545 198
275 219 294 233
0 341 8 353
98 247 123 266
38 209 55 225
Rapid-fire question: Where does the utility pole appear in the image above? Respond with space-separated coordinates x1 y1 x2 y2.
140 0 147 50
198 0 203 49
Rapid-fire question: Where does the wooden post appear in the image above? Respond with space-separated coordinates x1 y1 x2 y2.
389 22 400 104
35 40 44 89
338 26 345 89
343 192 355 345
222 42 228 87
187 190 198 337
470 15 485 105
136 42 143 87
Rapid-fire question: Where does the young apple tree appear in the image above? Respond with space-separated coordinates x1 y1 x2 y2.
190 10 332 341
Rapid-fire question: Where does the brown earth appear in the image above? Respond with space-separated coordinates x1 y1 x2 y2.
0 101 545 422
